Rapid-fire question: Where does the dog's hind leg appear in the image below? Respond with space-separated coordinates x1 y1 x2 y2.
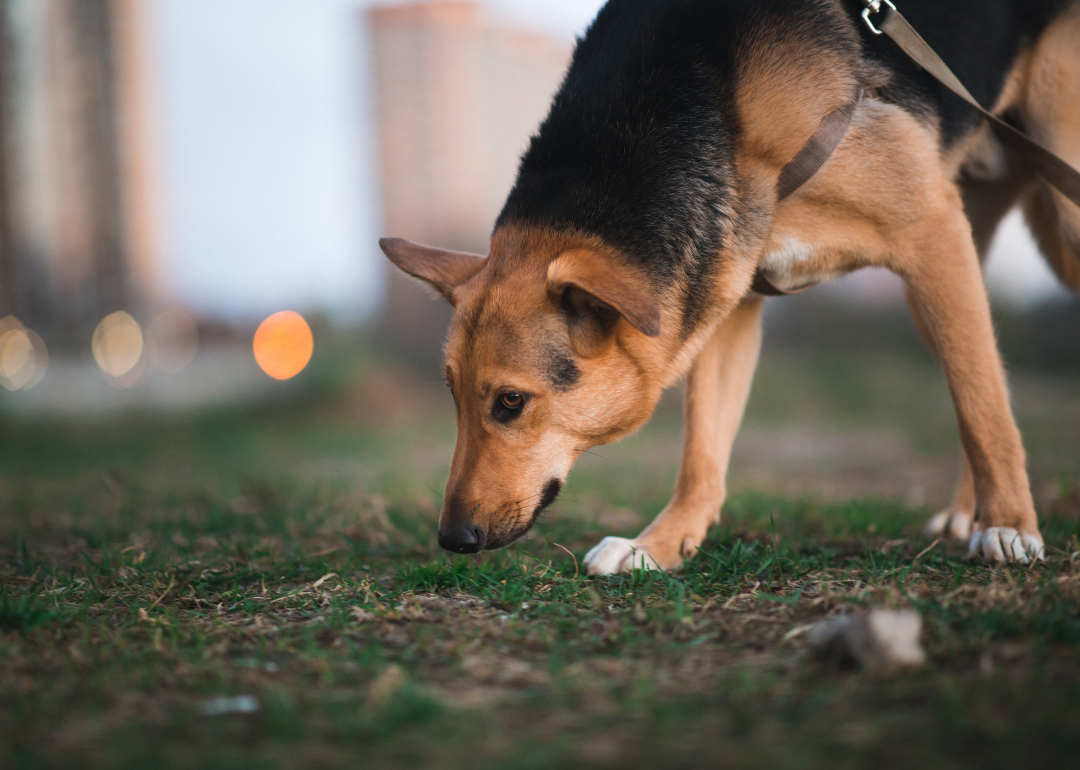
897 187 1044 563
762 96 1042 562
1018 4 1080 293
584 297 764 575
922 5 1080 545
907 7 1079 543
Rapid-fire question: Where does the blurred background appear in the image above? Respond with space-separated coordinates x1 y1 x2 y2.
0 0 1078 522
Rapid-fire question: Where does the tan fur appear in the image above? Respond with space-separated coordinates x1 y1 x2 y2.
765 98 1037 536
623 298 764 569
922 7 1080 538
735 31 858 174
547 249 662 339
437 226 670 548
1020 5 1080 291
381 8 1080 568
625 93 1041 567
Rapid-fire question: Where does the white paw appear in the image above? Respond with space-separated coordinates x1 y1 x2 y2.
967 528 1045 564
583 537 663 576
923 509 973 540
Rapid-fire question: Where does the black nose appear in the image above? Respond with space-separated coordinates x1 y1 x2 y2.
438 523 482 554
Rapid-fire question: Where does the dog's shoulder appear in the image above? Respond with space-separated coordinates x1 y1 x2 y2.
497 1 864 333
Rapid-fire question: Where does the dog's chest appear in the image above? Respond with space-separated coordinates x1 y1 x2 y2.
761 237 815 274
758 237 845 292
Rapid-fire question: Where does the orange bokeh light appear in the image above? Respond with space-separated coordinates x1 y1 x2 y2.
253 311 313 380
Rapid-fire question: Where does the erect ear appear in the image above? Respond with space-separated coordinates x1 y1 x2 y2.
379 237 485 303
547 250 661 346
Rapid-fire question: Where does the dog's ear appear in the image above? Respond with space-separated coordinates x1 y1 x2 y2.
379 237 485 303
547 250 661 356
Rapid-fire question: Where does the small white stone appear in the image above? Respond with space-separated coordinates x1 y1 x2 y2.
368 664 405 706
806 609 925 670
198 695 259 716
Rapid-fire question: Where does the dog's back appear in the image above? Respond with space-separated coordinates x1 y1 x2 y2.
499 0 1080 309
851 0 1072 144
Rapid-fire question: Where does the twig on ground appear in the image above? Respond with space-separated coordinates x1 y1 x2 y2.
913 538 942 562
553 543 578 578
148 574 176 609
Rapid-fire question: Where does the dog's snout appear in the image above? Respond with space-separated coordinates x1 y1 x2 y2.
438 522 483 554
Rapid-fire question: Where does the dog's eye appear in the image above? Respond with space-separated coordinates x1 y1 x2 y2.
493 392 526 423
500 393 523 410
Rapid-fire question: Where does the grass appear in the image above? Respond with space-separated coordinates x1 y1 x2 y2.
2 341 1080 769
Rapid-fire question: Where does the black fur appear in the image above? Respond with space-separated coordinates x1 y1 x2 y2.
485 478 563 551
840 0 1071 146
535 479 563 517
497 0 1069 339
542 345 581 391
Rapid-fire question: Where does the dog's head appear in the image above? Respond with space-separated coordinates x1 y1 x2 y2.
380 227 665 553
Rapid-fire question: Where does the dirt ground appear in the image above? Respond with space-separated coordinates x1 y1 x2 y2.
2 338 1080 769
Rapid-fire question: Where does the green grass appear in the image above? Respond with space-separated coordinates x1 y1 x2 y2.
2 346 1080 769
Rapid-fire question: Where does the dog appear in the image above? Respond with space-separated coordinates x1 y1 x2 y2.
379 0 1080 572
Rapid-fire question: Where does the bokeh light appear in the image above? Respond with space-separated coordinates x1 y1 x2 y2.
0 315 48 391
92 311 145 382
253 311 313 380
148 307 199 374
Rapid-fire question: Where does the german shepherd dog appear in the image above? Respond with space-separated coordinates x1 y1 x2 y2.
379 0 1080 572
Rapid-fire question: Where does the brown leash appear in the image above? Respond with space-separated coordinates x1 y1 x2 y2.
752 0 1080 297
862 0 1080 209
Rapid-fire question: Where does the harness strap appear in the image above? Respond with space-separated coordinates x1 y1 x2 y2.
776 87 864 201
751 86 863 297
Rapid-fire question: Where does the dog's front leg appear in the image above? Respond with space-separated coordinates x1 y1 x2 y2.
584 297 764 575
900 208 1044 563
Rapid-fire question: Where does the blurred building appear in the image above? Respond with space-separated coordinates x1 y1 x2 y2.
0 0 158 349
367 1 570 362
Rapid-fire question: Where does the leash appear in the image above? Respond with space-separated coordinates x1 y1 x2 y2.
752 0 1080 297
861 0 1080 209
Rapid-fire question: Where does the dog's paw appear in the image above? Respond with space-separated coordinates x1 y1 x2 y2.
583 537 663 576
967 528 1045 564
923 509 973 540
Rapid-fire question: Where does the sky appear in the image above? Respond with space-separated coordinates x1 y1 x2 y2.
150 0 606 322
148 0 1065 323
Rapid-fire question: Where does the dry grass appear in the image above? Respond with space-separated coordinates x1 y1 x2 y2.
2 344 1080 769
